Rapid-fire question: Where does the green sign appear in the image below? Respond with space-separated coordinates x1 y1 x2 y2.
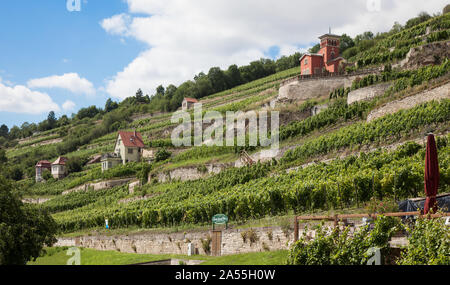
212 214 228 224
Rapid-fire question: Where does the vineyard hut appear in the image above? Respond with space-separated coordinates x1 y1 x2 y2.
101 153 121 172
35 160 51 182
51 157 68 179
114 131 145 164
182 97 198 111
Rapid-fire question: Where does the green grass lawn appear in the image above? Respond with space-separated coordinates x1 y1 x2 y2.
28 247 288 265
28 247 212 265
201 251 288 265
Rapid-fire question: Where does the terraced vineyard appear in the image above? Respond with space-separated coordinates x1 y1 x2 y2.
2 11 449 239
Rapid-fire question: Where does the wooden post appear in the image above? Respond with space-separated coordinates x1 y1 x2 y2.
293 217 299 242
354 179 359 208
333 214 338 229
393 172 397 202
337 182 343 209
372 173 376 199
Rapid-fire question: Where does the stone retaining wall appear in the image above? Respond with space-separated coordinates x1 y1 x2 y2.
277 75 364 102
347 83 392 105
154 163 231 183
62 178 134 195
367 82 450 122
55 226 296 256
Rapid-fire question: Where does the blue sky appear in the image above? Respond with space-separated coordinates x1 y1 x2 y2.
0 0 447 129
0 0 145 127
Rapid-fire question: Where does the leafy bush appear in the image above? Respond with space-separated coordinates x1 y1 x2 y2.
155 149 172 162
398 217 450 265
286 216 403 265
66 156 86 174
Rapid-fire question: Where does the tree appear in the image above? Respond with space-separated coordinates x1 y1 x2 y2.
308 44 321 54
8 126 21 140
58 115 70 127
105 98 119 113
164 84 177 101
390 22 403 34
47 111 57 129
275 52 302 72
135 89 149 104
7 166 23 181
208 67 228 93
66 156 85 173
355 31 374 44
155 148 171 162
339 34 355 54
225 64 242 87
405 12 431 29
0 124 9 138
77 106 100 120
0 176 57 265
195 74 214 99
0 149 7 164
156 85 165 96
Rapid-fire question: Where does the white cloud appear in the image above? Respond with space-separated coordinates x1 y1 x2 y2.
102 0 447 100
0 82 60 114
100 13 131 36
62 100 76 111
27 73 95 95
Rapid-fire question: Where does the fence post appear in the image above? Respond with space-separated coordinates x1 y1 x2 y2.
337 182 343 209
294 217 299 242
333 214 338 229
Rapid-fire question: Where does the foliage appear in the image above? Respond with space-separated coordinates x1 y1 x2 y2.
50 139 450 232
66 156 86 174
280 99 372 141
155 149 172 162
137 163 152 185
201 236 212 255
286 216 403 265
282 100 450 165
352 13 450 67
351 59 450 92
0 176 57 265
397 217 450 265
365 197 399 214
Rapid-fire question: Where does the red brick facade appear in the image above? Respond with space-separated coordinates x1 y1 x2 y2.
300 33 344 75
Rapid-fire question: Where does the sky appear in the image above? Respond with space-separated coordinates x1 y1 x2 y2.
0 0 447 128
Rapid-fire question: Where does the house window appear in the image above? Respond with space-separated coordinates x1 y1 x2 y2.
304 58 308 65
128 148 133 154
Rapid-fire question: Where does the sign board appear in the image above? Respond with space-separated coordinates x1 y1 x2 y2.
212 214 228 225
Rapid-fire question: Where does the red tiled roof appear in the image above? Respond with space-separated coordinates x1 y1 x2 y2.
36 160 51 167
184 97 198 103
118 131 145 148
52 157 68 165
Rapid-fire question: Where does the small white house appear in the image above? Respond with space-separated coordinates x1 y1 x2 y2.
101 131 146 172
51 157 68 179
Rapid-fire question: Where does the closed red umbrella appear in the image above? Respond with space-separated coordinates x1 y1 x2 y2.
424 134 440 214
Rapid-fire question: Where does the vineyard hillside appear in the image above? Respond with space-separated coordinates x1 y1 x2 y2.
1 12 449 239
